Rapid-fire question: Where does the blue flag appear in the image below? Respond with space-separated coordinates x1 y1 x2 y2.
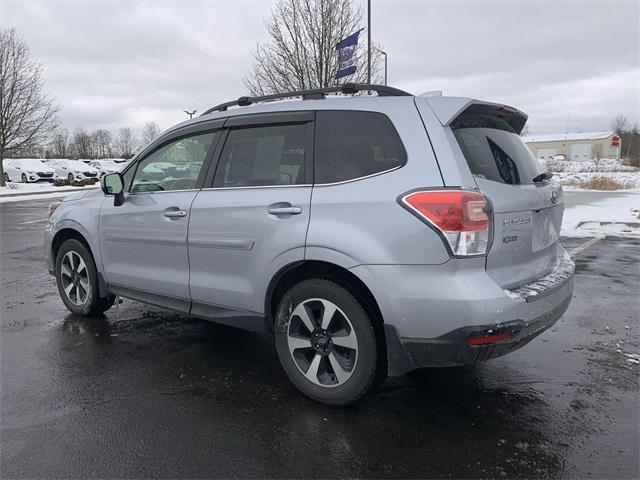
336 30 362 80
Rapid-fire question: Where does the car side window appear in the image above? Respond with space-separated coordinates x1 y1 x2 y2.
213 124 308 187
130 132 218 193
314 110 406 184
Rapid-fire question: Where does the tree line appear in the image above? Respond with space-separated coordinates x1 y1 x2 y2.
35 121 161 160
610 115 640 167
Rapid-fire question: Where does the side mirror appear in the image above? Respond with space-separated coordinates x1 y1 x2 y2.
101 172 125 206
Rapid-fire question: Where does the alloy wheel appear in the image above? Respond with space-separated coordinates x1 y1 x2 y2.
60 251 90 305
287 298 358 387
21 173 27 183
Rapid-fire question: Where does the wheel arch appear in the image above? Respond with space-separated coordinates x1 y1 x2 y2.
51 227 109 297
265 259 388 378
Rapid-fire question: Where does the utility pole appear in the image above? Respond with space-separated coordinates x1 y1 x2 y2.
184 110 197 119
367 0 371 85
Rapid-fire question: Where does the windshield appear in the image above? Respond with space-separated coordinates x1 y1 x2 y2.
452 114 544 185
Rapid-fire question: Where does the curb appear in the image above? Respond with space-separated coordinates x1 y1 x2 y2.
0 186 98 198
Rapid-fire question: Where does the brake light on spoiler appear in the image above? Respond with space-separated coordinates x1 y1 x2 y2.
399 190 491 257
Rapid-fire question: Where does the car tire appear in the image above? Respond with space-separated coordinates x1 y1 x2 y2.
274 279 378 406
55 239 115 316
21 173 28 183
68 173 74 181
3 173 9 183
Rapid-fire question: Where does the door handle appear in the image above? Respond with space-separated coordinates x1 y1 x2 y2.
267 206 302 215
163 210 187 218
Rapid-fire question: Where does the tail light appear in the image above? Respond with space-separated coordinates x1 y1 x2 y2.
399 190 491 256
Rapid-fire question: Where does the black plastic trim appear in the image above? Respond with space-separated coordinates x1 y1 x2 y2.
202 83 412 115
190 301 267 333
225 111 314 127
108 283 191 313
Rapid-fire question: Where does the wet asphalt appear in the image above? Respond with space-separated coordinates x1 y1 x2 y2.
1 197 638 479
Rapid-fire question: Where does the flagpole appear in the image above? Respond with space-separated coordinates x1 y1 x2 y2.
367 0 371 85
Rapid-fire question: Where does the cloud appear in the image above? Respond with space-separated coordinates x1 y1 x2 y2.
3 0 638 135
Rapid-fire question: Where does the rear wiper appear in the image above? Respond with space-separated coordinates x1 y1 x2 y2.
532 172 553 183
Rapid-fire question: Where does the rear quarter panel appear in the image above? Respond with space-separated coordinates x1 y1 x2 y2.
306 100 451 266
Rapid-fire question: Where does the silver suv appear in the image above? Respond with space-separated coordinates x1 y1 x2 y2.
45 84 574 405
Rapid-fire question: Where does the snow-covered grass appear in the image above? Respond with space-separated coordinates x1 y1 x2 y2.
542 158 640 190
0 182 98 203
559 172 640 190
544 158 637 173
561 190 640 238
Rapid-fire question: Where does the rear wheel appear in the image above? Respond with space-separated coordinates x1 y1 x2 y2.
3 173 9 183
55 239 115 316
274 279 378 406
21 173 28 183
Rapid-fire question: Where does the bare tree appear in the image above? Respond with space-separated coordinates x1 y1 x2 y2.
71 127 93 159
610 114 628 136
114 127 138 159
142 121 161 146
590 144 603 171
0 27 61 186
244 0 383 96
50 128 69 158
92 129 112 158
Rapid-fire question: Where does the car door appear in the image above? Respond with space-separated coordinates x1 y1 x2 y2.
4 160 16 180
188 112 314 326
99 126 222 311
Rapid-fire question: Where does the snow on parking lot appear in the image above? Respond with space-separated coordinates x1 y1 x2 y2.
562 189 640 237
0 182 98 203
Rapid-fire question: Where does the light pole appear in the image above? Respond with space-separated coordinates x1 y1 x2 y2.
367 0 371 85
184 110 197 119
379 49 387 85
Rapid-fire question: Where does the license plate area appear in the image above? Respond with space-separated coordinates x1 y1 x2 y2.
532 207 559 252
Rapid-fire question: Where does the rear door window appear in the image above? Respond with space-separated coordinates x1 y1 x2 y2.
213 124 309 187
314 111 406 184
452 112 544 185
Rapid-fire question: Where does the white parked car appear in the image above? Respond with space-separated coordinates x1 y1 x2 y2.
47 160 100 181
85 160 127 178
3 159 56 183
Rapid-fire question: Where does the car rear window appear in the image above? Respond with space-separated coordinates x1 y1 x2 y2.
452 112 544 185
314 111 406 184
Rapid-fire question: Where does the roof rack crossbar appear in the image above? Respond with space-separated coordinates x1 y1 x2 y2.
201 83 412 115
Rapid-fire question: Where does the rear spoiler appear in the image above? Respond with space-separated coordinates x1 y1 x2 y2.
423 97 528 135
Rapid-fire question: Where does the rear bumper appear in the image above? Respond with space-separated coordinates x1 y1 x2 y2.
395 283 572 369
350 246 575 375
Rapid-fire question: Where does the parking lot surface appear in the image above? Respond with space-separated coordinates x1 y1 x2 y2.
1 198 638 479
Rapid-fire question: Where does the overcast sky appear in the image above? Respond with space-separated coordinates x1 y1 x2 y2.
2 0 639 135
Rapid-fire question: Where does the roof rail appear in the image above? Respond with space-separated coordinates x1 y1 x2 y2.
201 83 412 115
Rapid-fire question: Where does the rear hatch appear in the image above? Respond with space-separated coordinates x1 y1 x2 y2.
449 105 564 289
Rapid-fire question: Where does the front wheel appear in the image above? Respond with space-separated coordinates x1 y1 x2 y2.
3 173 9 183
21 173 28 183
274 279 379 406
55 239 115 316
67 173 74 181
